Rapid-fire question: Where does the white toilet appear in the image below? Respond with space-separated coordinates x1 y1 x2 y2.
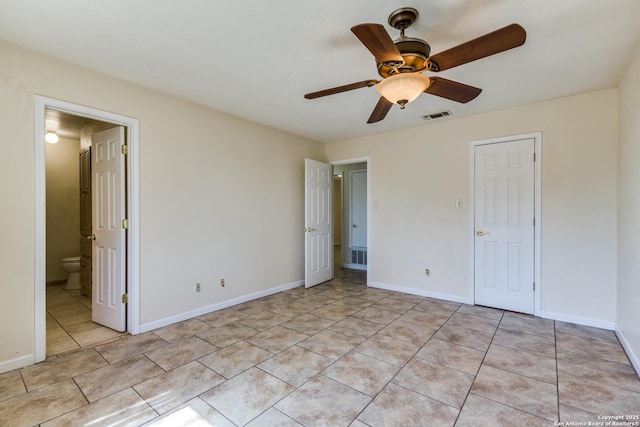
61 256 81 290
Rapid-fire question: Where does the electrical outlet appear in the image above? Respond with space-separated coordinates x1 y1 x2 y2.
220 278 225 287
196 282 201 292
425 268 430 276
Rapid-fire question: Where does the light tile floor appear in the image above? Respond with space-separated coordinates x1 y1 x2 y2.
2 269 639 426
46 284 125 356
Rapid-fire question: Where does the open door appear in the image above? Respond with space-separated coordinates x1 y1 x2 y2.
91 126 127 331
305 159 333 288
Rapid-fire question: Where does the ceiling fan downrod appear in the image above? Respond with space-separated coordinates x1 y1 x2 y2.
388 7 419 34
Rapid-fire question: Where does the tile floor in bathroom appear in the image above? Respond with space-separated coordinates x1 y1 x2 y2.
1 268 639 426
45 284 125 356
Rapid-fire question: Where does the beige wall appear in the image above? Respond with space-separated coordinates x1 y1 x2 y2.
1 35 633 371
0 40 324 368
45 137 80 283
326 89 618 323
617 43 640 369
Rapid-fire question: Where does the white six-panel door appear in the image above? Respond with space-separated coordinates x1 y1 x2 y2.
474 138 535 314
92 126 126 331
305 159 333 288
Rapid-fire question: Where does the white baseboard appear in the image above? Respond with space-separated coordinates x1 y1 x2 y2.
368 281 472 305
139 280 304 333
615 324 640 377
0 354 34 375
537 310 615 330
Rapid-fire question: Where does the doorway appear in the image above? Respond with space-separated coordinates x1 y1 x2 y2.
44 112 124 355
333 162 368 271
34 96 140 363
470 133 541 315
303 157 370 288
332 174 343 268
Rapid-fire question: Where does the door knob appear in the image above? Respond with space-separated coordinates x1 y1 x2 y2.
476 230 489 236
305 227 316 232
86 234 96 241
352 224 358 228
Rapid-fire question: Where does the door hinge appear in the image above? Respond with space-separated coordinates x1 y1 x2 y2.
121 293 128 304
533 217 535 227
122 219 128 229
533 152 536 162
533 282 536 291
121 144 128 155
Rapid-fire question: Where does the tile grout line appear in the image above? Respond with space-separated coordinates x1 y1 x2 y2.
243 293 420 425
350 301 461 424
130 384 161 420
463 312 562 423
246 365 309 425
194 283 369 426
450 306 504 425
47 285 128 357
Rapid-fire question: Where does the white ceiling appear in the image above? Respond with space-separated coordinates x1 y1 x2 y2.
1 0 639 143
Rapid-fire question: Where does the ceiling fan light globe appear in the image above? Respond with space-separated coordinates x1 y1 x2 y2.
376 73 430 106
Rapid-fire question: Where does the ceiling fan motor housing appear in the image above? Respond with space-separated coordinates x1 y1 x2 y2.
377 7 430 77
377 37 431 77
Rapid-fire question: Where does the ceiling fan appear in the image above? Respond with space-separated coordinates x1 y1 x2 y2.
304 8 526 123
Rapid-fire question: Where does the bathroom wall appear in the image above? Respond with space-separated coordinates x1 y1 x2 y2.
45 136 81 283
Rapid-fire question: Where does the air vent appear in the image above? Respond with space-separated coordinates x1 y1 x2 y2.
351 248 367 266
423 110 452 120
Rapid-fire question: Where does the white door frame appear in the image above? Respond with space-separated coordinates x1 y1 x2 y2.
331 157 371 281
34 96 140 362
468 133 542 315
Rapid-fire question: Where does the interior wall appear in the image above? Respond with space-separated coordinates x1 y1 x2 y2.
45 136 80 283
326 89 618 324
0 35 628 370
617 43 640 369
0 40 324 369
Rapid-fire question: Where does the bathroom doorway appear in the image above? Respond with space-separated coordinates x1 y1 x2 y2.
35 96 140 363
44 111 123 355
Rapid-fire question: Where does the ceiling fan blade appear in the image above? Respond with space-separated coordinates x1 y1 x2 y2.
367 97 393 123
428 23 526 71
304 80 378 99
351 23 404 66
425 77 482 103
